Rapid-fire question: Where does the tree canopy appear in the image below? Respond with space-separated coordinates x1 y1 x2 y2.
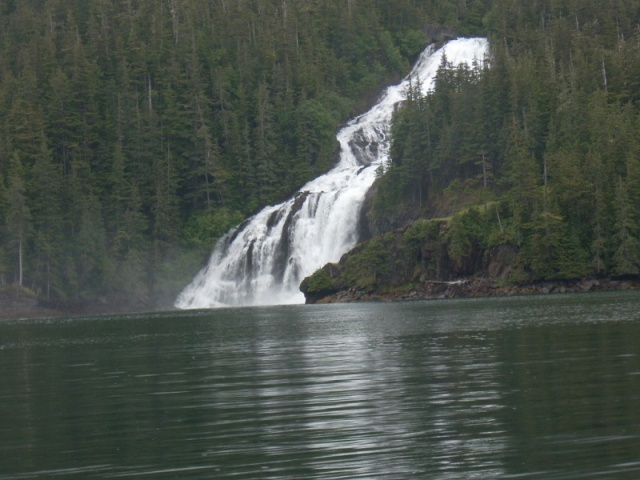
4 0 640 309
0 0 473 308
376 0 640 282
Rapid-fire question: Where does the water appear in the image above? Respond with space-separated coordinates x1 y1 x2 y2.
1 291 640 479
176 38 489 309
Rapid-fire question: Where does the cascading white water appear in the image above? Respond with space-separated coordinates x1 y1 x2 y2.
176 37 489 309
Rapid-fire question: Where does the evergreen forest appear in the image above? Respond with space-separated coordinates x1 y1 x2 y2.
0 0 465 309
1 0 640 310
369 0 640 287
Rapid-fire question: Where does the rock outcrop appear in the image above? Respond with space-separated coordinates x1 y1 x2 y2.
300 214 640 304
307 277 640 304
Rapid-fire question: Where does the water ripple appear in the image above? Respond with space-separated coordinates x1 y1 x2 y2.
1 292 640 478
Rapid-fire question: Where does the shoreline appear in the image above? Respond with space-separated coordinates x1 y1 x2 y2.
0 304 166 321
0 285 166 321
310 277 640 304
2 277 639 319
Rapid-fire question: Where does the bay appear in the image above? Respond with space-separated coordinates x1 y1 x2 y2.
1 291 639 479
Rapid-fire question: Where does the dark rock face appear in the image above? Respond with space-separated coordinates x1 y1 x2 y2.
358 182 419 240
356 185 376 242
272 191 311 283
485 245 518 279
299 263 340 304
424 25 461 45
348 131 379 166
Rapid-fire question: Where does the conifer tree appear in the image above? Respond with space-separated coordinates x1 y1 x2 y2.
4 154 32 287
613 177 640 275
29 135 64 299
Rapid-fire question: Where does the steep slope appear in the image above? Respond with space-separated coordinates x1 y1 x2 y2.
302 0 640 303
176 39 489 308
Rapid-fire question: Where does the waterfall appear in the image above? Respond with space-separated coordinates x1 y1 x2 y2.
176 37 489 309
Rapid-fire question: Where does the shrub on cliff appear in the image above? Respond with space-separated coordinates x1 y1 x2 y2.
299 267 338 303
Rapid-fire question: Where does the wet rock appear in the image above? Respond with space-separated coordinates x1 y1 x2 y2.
580 279 598 292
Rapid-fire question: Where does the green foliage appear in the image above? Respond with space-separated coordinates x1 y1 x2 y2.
446 208 489 274
0 0 446 307
303 268 336 295
343 237 391 291
403 219 439 249
402 218 448 280
377 0 640 284
182 208 245 249
612 178 640 275
524 211 590 280
396 29 427 58
4 0 640 307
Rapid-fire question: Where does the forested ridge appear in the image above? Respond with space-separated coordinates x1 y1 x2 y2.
305 0 640 301
0 0 480 309
3 1 640 311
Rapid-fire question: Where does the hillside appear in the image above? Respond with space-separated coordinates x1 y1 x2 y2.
302 0 640 302
2 1 640 312
0 0 488 311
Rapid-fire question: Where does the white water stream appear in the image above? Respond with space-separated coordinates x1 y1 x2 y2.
176 37 488 308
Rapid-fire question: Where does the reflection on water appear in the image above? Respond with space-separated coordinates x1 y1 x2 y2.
1 291 639 479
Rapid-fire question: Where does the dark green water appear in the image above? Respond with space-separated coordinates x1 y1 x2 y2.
1 291 639 479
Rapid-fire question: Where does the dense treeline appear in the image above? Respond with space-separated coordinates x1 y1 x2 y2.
8 0 637 309
376 0 640 282
0 0 483 308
